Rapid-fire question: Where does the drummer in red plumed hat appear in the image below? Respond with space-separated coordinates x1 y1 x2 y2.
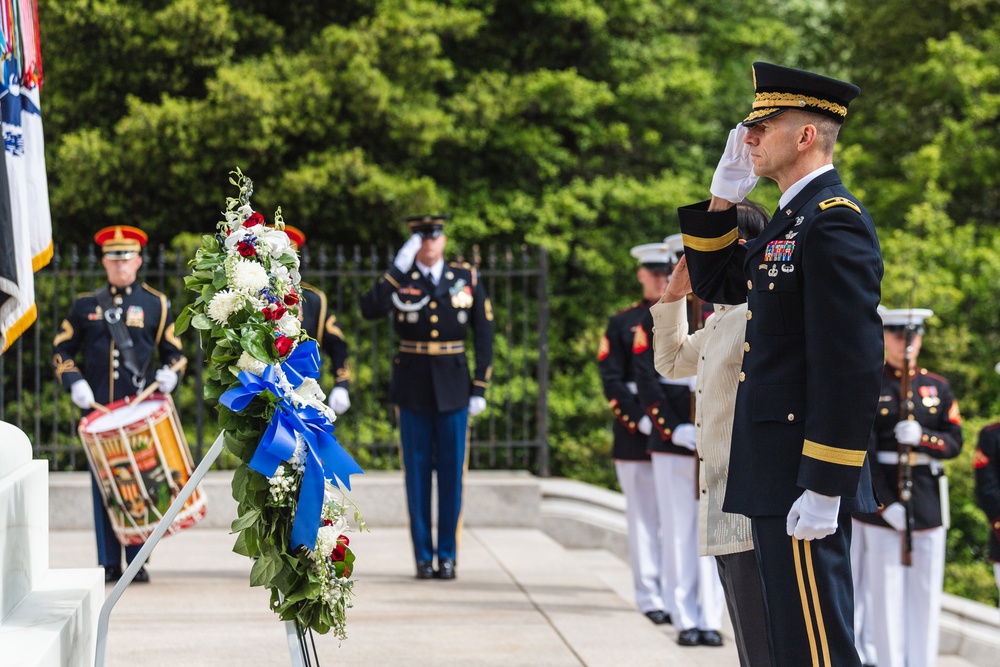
52 223 186 584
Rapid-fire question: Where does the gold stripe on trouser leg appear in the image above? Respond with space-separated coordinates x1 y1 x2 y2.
803 540 832 666
454 418 472 560
792 537 822 666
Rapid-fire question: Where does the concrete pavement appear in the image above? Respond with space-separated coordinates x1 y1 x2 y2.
52 525 739 667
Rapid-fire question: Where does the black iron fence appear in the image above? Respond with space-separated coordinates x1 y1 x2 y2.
1 243 550 475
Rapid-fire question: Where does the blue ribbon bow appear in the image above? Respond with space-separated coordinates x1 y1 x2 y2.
220 340 363 551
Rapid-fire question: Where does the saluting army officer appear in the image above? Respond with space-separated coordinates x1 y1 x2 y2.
853 307 962 667
973 362 1000 605
283 225 352 416
360 214 494 580
597 244 673 626
52 225 185 583
679 62 883 665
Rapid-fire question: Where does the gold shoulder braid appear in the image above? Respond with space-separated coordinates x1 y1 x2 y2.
818 197 861 215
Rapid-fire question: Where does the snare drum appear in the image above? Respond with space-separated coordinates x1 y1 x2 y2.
78 393 207 546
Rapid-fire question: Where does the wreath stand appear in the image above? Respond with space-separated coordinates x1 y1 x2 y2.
93 432 310 667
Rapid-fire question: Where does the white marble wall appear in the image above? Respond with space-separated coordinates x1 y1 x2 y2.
0 420 103 667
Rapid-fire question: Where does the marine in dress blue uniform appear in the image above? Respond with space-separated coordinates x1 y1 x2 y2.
360 214 493 579
853 308 963 667
679 63 882 666
283 226 352 415
52 225 185 583
973 363 1000 609
598 245 672 625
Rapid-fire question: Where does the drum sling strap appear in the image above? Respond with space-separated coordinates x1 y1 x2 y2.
95 286 150 390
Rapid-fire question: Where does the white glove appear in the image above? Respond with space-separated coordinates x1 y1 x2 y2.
328 386 351 414
710 124 759 203
785 490 841 541
469 396 487 417
393 234 423 272
637 416 653 435
880 502 907 532
894 419 923 446
155 366 179 393
671 423 697 451
70 379 95 409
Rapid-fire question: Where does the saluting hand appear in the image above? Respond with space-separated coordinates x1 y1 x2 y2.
659 255 691 304
393 234 423 272
710 123 759 204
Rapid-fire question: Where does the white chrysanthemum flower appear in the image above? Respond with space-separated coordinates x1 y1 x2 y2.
229 259 270 294
315 525 339 556
236 351 268 376
277 313 301 338
207 289 245 324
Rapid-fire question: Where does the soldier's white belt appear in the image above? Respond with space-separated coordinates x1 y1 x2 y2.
399 340 465 355
876 450 944 473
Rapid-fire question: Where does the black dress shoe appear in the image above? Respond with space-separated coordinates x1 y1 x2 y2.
677 628 701 646
436 558 456 580
643 610 671 625
415 561 435 579
104 565 122 583
132 566 150 584
699 629 723 647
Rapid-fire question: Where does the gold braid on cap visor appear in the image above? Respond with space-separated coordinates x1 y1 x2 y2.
744 92 848 122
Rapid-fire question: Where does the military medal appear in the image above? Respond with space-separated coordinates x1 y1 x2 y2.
764 239 795 262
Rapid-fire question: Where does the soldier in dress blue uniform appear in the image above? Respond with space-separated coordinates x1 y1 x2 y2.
284 225 352 416
52 225 185 583
598 243 674 626
678 62 883 665
853 308 962 667
973 362 1000 606
360 214 494 580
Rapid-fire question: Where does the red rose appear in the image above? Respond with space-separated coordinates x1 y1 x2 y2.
261 303 288 321
244 211 265 227
274 335 294 357
322 519 334 527
283 290 299 306
339 535 350 546
236 241 256 258
331 544 346 562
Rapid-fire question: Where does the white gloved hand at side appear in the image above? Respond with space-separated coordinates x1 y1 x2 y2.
328 386 351 414
637 416 653 436
710 124 759 203
468 396 487 417
155 366 179 393
880 502 908 531
671 423 697 451
894 419 923 446
785 490 841 540
393 234 423 272
70 379 95 409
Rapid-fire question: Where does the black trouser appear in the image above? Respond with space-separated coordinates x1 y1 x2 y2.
716 548 773 666
751 515 860 667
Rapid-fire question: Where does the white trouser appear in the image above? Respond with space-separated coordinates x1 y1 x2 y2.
858 522 945 667
614 460 665 613
851 518 878 666
651 452 725 630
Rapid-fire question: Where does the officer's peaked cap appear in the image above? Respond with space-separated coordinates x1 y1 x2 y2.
629 242 673 272
743 62 860 126
95 225 147 259
405 214 449 234
878 306 934 334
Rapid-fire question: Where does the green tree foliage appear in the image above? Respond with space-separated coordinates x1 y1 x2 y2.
34 0 1000 602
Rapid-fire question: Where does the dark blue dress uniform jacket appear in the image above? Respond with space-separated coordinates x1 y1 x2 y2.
598 301 653 461
52 281 185 404
300 283 350 390
974 422 1000 562
855 364 963 530
360 261 493 413
679 169 882 516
